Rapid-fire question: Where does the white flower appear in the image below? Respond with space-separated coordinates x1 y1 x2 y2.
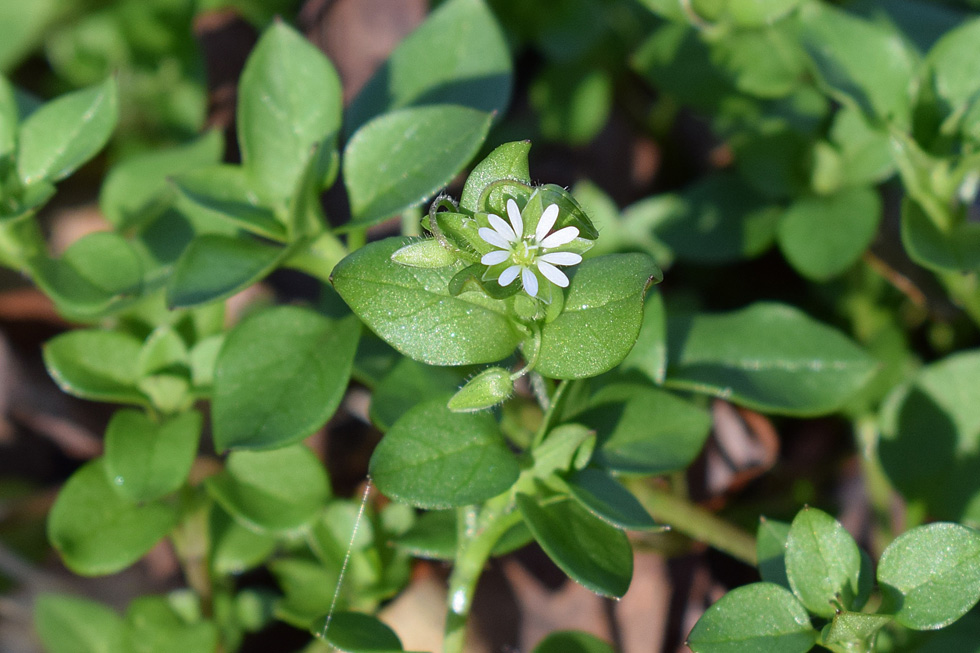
477 198 583 298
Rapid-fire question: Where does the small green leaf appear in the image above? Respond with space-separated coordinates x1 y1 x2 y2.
104 409 201 502
270 557 338 628
878 350 980 522
391 238 458 268
17 77 118 184
100 131 224 229
332 237 522 366
580 384 712 476
35 594 125 653
30 231 143 319
43 330 146 405
0 75 16 159
447 366 513 412
687 583 817 653
204 445 330 533
343 105 492 227
877 522 980 630
710 0 804 27
238 22 342 202
369 358 464 431
619 291 667 384
536 254 661 379
370 397 519 509
209 506 277 575
124 595 219 653
927 17 980 130
785 507 863 617
459 140 532 213
48 459 178 575
666 302 878 416
173 166 287 241
565 468 658 530
777 187 882 281
517 485 633 598
533 631 616 653
166 234 287 309
757 517 792 590
821 611 892 649
900 198 980 273
710 25 806 98
532 423 596 479
798 2 915 126
311 611 403 652
345 0 511 133
212 306 360 450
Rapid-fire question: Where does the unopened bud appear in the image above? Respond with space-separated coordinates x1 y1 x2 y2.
447 367 513 412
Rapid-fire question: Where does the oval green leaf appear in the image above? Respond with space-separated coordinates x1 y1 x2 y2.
212 306 360 450
566 468 658 531
536 253 661 379
48 459 179 575
878 522 980 630
370 396 519 509
104 409 202 502
332 237 522 366
687 582 817 653
43 329 146 405
204 445 331 533
533 631 616 653
459 140 532 213
35 594 125 653
343 105 492 227
124 596 219 653
785 507 862 618
516 485 633 598
665 302 878 416
311 611 403 652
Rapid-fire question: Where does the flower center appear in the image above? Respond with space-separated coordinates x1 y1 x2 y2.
511 239 538 267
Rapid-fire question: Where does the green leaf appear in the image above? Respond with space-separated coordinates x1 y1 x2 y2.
656 173 782 264
665 302 878 416
900 198 980 273
343 105 492 227
530 63 613 145
708 0 804 27
0 75 16 159
565 468 658 530
332 237 522 365
619 290 667 384
43 330 146 405
878 523 980 630
710 25 806 99
100 131 224 229
757 517 792 590
459 140 532 213
204 445 330 533
35 594 125 653
212 306 360 450
927 17 980 130
394 509 531 560
48 459 178 575
17 77 118 184
270 557 338 628
30 231 143 319
311 611 403 652
517 485 633 598
166 235 287 309
237 22 342 202
687 583 817 653
878 350 980 522
777 187 881 281
173 165 287 241
370 397 519 509
345 0 511 134
124 596 219 653
536 254 662 379
797 2 915 126
533 631 616 653
104 409 201 502
209 506 277 575
821 611 892 649
369 358 464 431
580 384 712 476
785 507 862 618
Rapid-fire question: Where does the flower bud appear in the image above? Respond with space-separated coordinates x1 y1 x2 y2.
391 239 456 268
447 367 513 412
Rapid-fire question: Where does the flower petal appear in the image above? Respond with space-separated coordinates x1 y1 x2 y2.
498 265 521 287
479 227 511 250
537 261 570 287
522 267 538 297
488 213 517 242
540 226 579 248
507 198 524 238
539 251 582 266
481 250 510 265
535 203 560 242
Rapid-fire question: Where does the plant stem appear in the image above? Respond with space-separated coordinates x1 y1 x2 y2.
346 227 367 252
443 494 520 653
402 206 422 237
630 482 757 566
